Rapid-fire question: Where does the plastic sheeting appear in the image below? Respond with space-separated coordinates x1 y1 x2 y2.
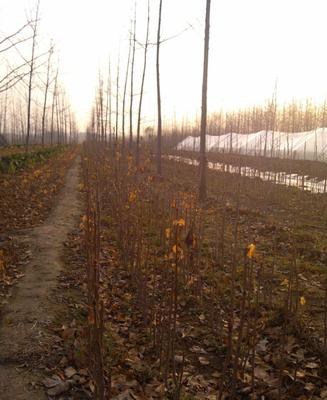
176 128 327 160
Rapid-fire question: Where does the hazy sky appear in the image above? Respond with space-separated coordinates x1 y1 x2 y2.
1 0 327 130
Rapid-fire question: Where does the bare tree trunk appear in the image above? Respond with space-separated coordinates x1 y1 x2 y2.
156 0 163 175
122 29 132 154
41 43 54 147
56 90 60 144
34 109 38 143
50 66 59 146
1 80 9 139
98 70 105 141
19 102 25 141
61 94 67 144
104 57 111 142
199 0 211 202
26 0 40 151
68 110 72 143
136 0 150 168
129 6 136 150
12 106 17 144
270 82 278 158
115 56 120 145
106 58 113 147
65 110 68 143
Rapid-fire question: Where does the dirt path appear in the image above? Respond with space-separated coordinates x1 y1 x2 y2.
0 157 82 399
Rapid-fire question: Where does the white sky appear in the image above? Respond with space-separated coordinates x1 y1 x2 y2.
1 0 327 130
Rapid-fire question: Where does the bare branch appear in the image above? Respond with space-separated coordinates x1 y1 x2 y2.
0 21 31 46
0 69 30 93
135 24 192 48
0 50 51 93
0 35 33 54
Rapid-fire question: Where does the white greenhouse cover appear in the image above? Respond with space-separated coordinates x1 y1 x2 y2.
176 128 327 160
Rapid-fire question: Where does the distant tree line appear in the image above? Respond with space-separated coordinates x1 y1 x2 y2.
0 0 78 148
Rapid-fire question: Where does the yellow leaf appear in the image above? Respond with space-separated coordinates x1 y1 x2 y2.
173 218 185 227
171 245 184 259
247 243 256 258
281 278 289 286
300 296 306 306
128 191 137 203
80 215 88 230
165 228 171 239
186 276 195 287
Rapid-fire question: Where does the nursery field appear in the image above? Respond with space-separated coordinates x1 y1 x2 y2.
0 144 52 157
0 144 77 233
40 143 327 400
2 141 327 400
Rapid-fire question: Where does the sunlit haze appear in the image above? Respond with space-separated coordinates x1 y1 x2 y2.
1 0 327 130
